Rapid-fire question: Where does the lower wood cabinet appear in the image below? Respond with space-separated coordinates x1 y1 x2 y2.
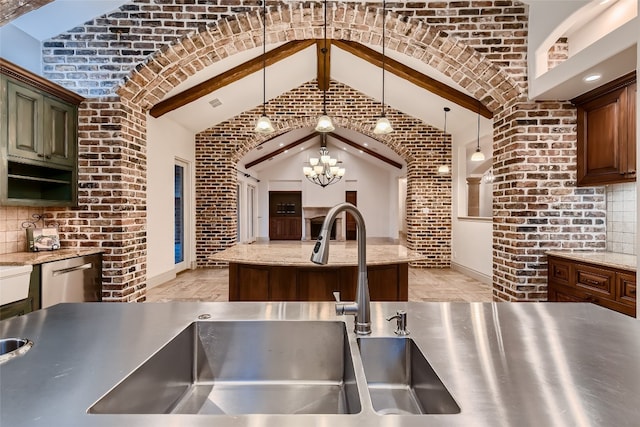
229 262 408 302
548 255 636 317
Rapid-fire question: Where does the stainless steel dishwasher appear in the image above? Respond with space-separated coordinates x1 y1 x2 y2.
41 254 102 308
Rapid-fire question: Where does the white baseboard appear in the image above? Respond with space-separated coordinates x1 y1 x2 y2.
451 262 492 285
147 270 177 289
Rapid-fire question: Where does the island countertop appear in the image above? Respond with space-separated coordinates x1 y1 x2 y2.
1 301 639 426
209 241 425 266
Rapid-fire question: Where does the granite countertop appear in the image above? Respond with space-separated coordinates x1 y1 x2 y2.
0 248 104 266
210 242 425 266
546 250 637 272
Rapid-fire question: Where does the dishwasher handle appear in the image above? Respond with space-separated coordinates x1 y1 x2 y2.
52 263 93 276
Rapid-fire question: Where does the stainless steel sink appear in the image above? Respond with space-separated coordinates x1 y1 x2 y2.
89 321 361 415
357 337 460 415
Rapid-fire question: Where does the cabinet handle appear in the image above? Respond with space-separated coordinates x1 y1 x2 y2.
37 153 44 158
627 170 636 175
45 155 52 159
629 288 636 297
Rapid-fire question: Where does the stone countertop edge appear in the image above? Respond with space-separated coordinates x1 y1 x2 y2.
0 248 104 266
209 243 426 266
546 250 637 272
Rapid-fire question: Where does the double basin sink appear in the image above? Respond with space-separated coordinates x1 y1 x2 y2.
89 320 460 416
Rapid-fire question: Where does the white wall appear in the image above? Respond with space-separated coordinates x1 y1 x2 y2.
0 26 41 74
146 115 196 287
451 135 493 282
254 142 404 240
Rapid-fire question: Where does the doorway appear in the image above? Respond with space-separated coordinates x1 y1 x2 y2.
174 159 190 272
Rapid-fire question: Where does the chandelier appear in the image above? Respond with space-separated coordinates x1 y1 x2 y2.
302 134 345 187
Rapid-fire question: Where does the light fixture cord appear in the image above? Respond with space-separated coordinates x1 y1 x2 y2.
476 114 480 150
262 0 267 116
322 0 328 115
381 0 386 116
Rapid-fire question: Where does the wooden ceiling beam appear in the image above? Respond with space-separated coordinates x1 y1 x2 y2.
328 133 403 169
150 39 315 118
245 132 318 169
316 39 331 91
332 40 493 119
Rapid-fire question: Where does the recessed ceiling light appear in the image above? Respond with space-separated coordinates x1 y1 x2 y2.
359 150 363 154
584 73 602 82
343 147 347 151
284 150 288 153
363 143 369 147
279 143 284 147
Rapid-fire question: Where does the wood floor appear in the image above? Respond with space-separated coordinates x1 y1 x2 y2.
146 267 493 303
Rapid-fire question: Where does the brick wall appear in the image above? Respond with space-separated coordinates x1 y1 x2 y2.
196 79 451 268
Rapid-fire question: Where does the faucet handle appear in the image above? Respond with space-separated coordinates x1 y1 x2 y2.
386 310 409 335
333 291 341 303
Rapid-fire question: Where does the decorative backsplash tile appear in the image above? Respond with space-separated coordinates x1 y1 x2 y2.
606 183 636 255
0 207 44 255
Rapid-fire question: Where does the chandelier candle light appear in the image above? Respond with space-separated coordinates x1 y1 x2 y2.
254 0 275 134
303 134 345 187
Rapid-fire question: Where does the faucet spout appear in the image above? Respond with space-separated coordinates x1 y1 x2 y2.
310 202 371 335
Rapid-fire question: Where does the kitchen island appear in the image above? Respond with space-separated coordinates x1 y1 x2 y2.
1 301 639 426
210 242 425 302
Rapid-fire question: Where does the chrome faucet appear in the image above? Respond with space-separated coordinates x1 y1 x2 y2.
310 202 371 335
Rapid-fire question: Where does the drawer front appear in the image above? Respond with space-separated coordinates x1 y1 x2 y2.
616 272 637 306
548 257 571 286
574 264 615 296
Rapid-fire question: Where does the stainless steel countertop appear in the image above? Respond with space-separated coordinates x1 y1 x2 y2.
1 302 639 426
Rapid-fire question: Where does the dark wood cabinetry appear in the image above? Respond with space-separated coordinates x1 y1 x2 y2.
548 255 636 317
1 58 82 206
229 262 408 302
268 191 302 240
572 72 636 186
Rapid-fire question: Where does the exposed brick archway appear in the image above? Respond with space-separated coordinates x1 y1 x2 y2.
115 3 519 111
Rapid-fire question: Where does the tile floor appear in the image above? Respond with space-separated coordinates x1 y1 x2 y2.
145 267 493 302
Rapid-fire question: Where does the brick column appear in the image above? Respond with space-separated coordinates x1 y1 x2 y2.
50 97 148 302
492 99 606 302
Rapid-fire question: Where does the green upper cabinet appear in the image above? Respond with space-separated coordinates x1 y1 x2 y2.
1 59 84 207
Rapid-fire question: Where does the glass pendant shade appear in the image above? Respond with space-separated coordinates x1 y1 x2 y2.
254 115 274 134
471 148 485 162
315 115 335 132
373 116 393 134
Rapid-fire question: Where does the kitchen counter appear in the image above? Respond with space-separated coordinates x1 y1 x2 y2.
546 250 636 271
1 301 639 426
209 241 425 266
0 248 104 266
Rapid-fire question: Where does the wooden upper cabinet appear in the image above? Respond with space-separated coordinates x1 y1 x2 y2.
573 72 637 186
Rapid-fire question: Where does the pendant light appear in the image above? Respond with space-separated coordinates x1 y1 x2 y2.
471 114 485 162
254 0 274 134
373 0 393 135
315 0 335 133
438 107 450 174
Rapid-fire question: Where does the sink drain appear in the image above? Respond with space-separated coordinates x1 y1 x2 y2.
0 338 33 365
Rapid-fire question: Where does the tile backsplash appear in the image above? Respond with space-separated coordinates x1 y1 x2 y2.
0 207 44 255
606 183 637 255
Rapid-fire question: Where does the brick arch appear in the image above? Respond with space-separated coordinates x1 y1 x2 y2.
116 2 518 113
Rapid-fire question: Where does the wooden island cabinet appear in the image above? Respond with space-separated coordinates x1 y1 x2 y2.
211 242 425 302
229 262 408 302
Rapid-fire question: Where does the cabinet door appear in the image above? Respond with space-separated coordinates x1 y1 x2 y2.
43 97 76 168
624 83 637 179
7 80 44 162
